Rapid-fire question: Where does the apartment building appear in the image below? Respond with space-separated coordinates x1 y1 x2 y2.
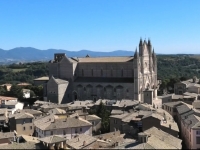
9 112 34 136
34 114 92 139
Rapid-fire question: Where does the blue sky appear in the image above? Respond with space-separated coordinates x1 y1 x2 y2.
0 0 200 54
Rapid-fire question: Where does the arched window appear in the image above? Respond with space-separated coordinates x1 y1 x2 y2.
82 69 84 76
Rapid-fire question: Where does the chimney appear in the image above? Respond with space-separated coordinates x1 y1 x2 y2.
115 142 119 147
83 141 86 146
138 133 148 143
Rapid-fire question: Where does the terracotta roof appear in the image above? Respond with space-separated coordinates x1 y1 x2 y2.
17 83 31 86
0 84 12 86
34 76 49 81
0 96 17 101
77 56 134 63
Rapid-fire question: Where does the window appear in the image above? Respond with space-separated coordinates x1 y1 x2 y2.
197 131 200 135
51 131 53 135
30 119 32 123
23 120 26 124
23 127 26 131
197 137 200 144
30 126 32 130
80 128 82 132
126 89 129 93
63 130 66 135
75 128 78 133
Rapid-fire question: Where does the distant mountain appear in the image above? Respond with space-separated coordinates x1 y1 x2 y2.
0 47 197 64
0 47 135 63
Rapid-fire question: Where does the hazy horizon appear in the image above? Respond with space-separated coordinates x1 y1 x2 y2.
0 0 200 54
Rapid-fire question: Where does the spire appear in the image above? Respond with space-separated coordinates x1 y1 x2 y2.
139 38 143 46
143 39 147 45
152 48 156 57
134 48 139 58
148 38 151 46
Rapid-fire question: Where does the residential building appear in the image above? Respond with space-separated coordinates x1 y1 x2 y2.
115 127 182 149
9 112 34 136
110 105 179 137
0 96 18 107
38 135 67 149
80 115 101 133
0 132 15 145
174 77 200 95
3 102 24 114
162 101 183 121
34 114 92 139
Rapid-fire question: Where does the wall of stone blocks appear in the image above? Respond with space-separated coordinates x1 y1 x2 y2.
73 82 134 101
76 62 133 78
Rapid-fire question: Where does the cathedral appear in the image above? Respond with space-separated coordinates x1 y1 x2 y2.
45 39 159 106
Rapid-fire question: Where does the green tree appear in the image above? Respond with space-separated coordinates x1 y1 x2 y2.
9 85 23 100
96 101 110 133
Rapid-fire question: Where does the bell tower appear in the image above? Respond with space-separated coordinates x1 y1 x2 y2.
134 38 157 102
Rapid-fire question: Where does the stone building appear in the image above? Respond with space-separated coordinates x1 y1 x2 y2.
45 39 159 105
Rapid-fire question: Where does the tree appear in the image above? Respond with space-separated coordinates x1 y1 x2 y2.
9 85 23 100
0 86 6 95
96 101 110 133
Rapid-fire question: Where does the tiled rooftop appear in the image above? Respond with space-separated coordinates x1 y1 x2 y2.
34 115 92 130
66 134 97 149
38 135 66 144
77 56 134 63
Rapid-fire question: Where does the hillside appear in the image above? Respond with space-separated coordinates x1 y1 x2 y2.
0 54 199 85
0 48 134 64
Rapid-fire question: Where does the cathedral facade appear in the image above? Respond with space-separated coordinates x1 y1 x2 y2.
45 39 158 104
